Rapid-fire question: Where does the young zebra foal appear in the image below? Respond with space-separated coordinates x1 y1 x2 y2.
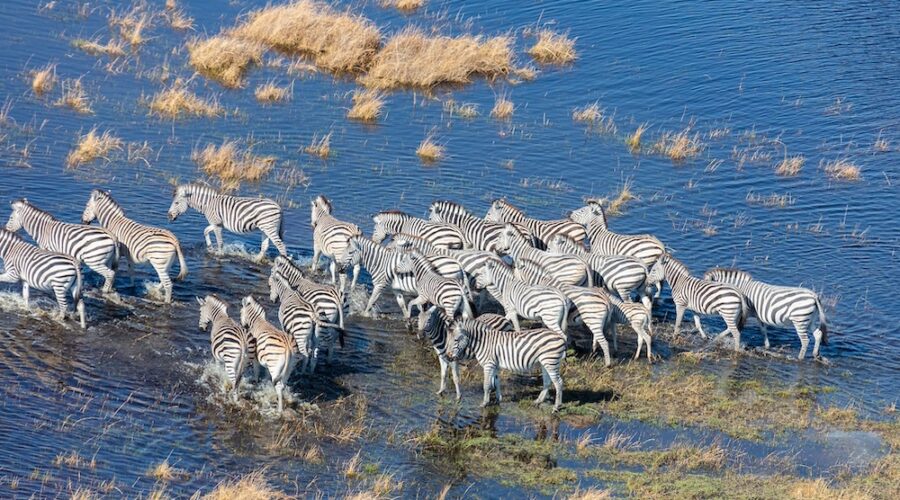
703 268 829 359
168 183 286 261
7 199 118 293
197 295 256 401
484 199 587 249
310 195 362 290
240 295 296 414
447 318 567 411
82 190 186 303
0 229 85 328
371 210 466 249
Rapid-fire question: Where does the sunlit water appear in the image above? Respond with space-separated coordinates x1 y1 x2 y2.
0 0 897 497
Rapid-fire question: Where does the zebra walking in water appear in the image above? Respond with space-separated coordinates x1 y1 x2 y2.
496 223 592 286
271 256 345 330
484 199 586 249
310 195 362 290
606 295 653 362
447 318 567 411
371 210 466 249
6 199 118 293
476 259 569 336
82 190 186 303
428 200 535 252
168 183 286 261
648 254 747 351
240 295 296 414
394 250 472 320
0 229 85 328
269 272 341 373
703 268 829 359
197 295 257 401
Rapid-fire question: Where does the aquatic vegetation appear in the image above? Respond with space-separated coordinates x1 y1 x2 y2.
569 488 612 500
188 35 264 88
775 154 805 176
653 128 704 161
626 124 648 153
56 78 92 114
192 140 276 192
254 81 292 103
147 81 223 118
200 471 289 499
110 7 151 47
823 158 861 181
444 100 479 118
528 29 576 64
491 93 514 119
166 9 193 31
30 63 56 96
381 0 424 12
347 89 385 122
148 460 182 481
233 0 381 74
362 27 512 89
513 65 538 81
66 128 123 168
304 132 332 159
71 38 127 57
746 191 795 208
873 132 890 153
572 102 616 134
416 135 444 162
606 179 636 215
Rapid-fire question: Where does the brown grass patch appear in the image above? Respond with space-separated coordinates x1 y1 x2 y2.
233 1 380 74
873 132 890 153
347 89 385 122
746 191 794 208
147 460 183 482
823 159 861 181
30 64 56 96
110 8 151 47
570 488 612 500
254 81 292 103
343 450 363 479
362 27 512 89
382 0 424 11
66 127 122 168
304 132 332 159
166 9 194 31
607 179 636 215
444 100 479 118
147 81 222 118
572 101 616 134
775 155 805 176
528 29 576 64
626 123 648 153
71 38 127 57
70 488 97 500
653 128 704 161
193 140 276 191
491 93 514 119
188 35 264 88
201 471 289 500
416 135 444 162
56 78 93 115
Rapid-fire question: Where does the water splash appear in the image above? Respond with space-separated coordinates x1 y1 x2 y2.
191 360 310 419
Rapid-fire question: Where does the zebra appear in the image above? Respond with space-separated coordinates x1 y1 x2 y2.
269 272 341 373
447 318 567 411
197 294 257 401
648 254 748 351
371 210 466 249
6 198 119 293
310 195 362 290
394 250 472 320
484 199 587 249
569 200 665 296
0 229 86 328
548 234 651 309
496 223 592 286
606 295 653 362
240 295 296 413
475 258 569 336
81 189 186 303
417 306 514 400
167 183 286 261
513 258 613 367
703 268 829 359
271 255 345 330
428 200 536 252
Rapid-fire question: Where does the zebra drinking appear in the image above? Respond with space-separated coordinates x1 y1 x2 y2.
484 199 586 249
475 259 569 336
197 294 257 401
310 195 362 290
240 295 297 413
371 210 466 249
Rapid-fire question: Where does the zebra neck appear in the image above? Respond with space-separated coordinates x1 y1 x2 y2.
188 190 217 215
501 208 524 223
506 237 534 259
20 209 56 241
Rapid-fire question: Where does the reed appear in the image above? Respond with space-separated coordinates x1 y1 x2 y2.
382 0 424 11
625 124 648 153
201 471 288 500
528 29 576 64
148 460 177 481
166 9 194 31
188 35 264 88
416 135 444 162
30 64 56 96
110 8 150 47
254 81 291 103
491 93 514 119
147 81 222 118
572 102 601 123
66 128 122 167
193 140 276 191
775 155 805 177
304 132 332 159
71 38 127 57
822 159 861 181
873 132 890 153
653 128 704 161
347 89 385 122
606 179 636 215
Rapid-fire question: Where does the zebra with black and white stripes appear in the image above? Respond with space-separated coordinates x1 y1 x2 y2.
81 189 186 303
428 200 536 252
269 272 341 373
310 195 362 290
606 295 653 362
496 223 592 286
371 210 466 249
240 295 296 413
271 255 345 330
484 199 587 249
0 229 86 328
447 318 567 411
476 259 569 336
703 268 829 359
394 250 472 320
648 254 747 350
168 183 286 261
417 306 513 400
197 294 257 400
7 199 119 293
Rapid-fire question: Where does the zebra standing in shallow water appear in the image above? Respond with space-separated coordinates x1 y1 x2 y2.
394 250 472 320
428 200 536 252
82 190 186 303
0 229 85 328
310 195 362 290
703 268 829 359
6 199 118 293
648 254 747 351
271 256 345 330
371 210 466 249
168 183 286 261
240 295 296 414
448 318 567 411
269 273 341 373
476 259 569 336
606 295 653 362
198 295 257 401
496 223 593 286
484 199 587 249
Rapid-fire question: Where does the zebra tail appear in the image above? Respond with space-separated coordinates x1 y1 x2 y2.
737 293 749 331
317 319 346 349
111 236 120 272
278 212 285 243
73 261 83 305
174 240 188 281
559 292 570 335
815 297 829 345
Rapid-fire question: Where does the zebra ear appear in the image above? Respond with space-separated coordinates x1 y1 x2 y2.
195 296 204 306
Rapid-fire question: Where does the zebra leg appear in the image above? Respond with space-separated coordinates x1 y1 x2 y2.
506 309 522 331
364 283 385 314
213 226 224 253
812 327 823 359
94 263 115 294
22 282 30 309
535 367 551 405
264 228 287 256
255 236 270 262
275 380 285 413
450 360 461 401
396 294 409 318
551 367 564 412
350 264 360 292
760 323 770 349
611 322 619 354
481 365 494 407
593 323 612 367
641 293 653 315
794 321 810 360
726 317 742 351
203 224 215 250
437 355 449 396
406 296 425 320
634 324 643 361
310 244 321 272
674 304 685 336
493 371 502 404
152 262 174 303
693 314 708 338
53 286 68 321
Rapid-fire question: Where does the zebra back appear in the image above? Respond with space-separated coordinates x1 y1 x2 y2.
8 199 117 266
486 199 587 248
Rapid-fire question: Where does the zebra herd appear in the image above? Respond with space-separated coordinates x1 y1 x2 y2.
0 184 830 414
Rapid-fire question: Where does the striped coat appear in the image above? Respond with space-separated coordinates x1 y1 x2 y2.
269 273 340 373
240 295 296 413
428 200 536 252
395 250 472 320
371 210 466 249
271 255 345 329
476 259 569 336
497 223 592 286
198 295 256 399
484 199 586 249
310 195 362 290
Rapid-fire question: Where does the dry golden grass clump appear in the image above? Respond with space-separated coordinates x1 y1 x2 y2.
626 124 648 152
304 132 332 158
166 9 194 31
606 180 636 215
444 100 479 118
362 27 512 89
491 93 514 119
416 135 444 162
193 140 276 191
873 132 890 153
382 0 424 11
147 460 180 481
147 82 223 118
528 29 576 64
775 155 805 176
71 38 127 57
30 64 56 96
254 81 292 103
188 35 264 88
654 128 704 161
56 79 92 114
110 8 151 47
233 1 381 74
201 471 289 500
66 128 123 168
823 159 861 181
572 101 616 134
347 89 385 122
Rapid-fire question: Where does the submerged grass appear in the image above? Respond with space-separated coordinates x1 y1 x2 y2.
147 81 222 118
304 132 332 159
193 140 276 192
254 81 292 103
653 128 704 161
166 9 194 31
200 470 289 499
66 128 123 168
528 29 576 64
56 78 92 114
347 89 385 122
416 135 444 162
776 155 805 176
572 102 617 134
625 124 648 153
30 63 56 96
491 93 514 120
71 38 127 57
823 158 861 181
381 0 424 12
188 35 264 88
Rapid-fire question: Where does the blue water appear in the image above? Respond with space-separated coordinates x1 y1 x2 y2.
0 0 897 497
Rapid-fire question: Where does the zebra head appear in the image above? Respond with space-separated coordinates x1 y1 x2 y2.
240 295 265 329
484 199 505 222
475 259 499 289
310 195 332 227
496 223 523 255
168 186 191 221
447 322 472 362
6 199 27 232
703 267 753 284
370 211 393 244
647 254 669 285
569 200 605 227
197 295 223 331
341 237 363 268
548 234 577 253
418 305 445 341
82 190 101 224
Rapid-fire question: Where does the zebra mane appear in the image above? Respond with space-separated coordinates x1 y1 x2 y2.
13 199 58 221
314 195 333 213
0 228 29 245
273 255 301 274
494 199 524 216
180 182 217 197
430 200 472 217
664 253 692 277
204 294 229 313
705 267 753 283
392 232 434 250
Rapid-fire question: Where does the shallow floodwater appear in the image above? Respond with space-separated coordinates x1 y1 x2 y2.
0 0 897 497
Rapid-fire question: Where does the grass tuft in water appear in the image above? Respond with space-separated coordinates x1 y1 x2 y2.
254 81 292 103
653 128 704 161
381 0 424 12
192 140 276 192
775 155 805 177
823 158 861 181
166 9 194 31
188 35 264 88
71 38 127 57
416 135 444 162
56 78 92 114
304 132 332 159
491 93 514 120
528 29 576 64
626 123 648 153
200 470 289 499
348 89 385 122
147 80 222 119
66 128 123 168
30 63 56 96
